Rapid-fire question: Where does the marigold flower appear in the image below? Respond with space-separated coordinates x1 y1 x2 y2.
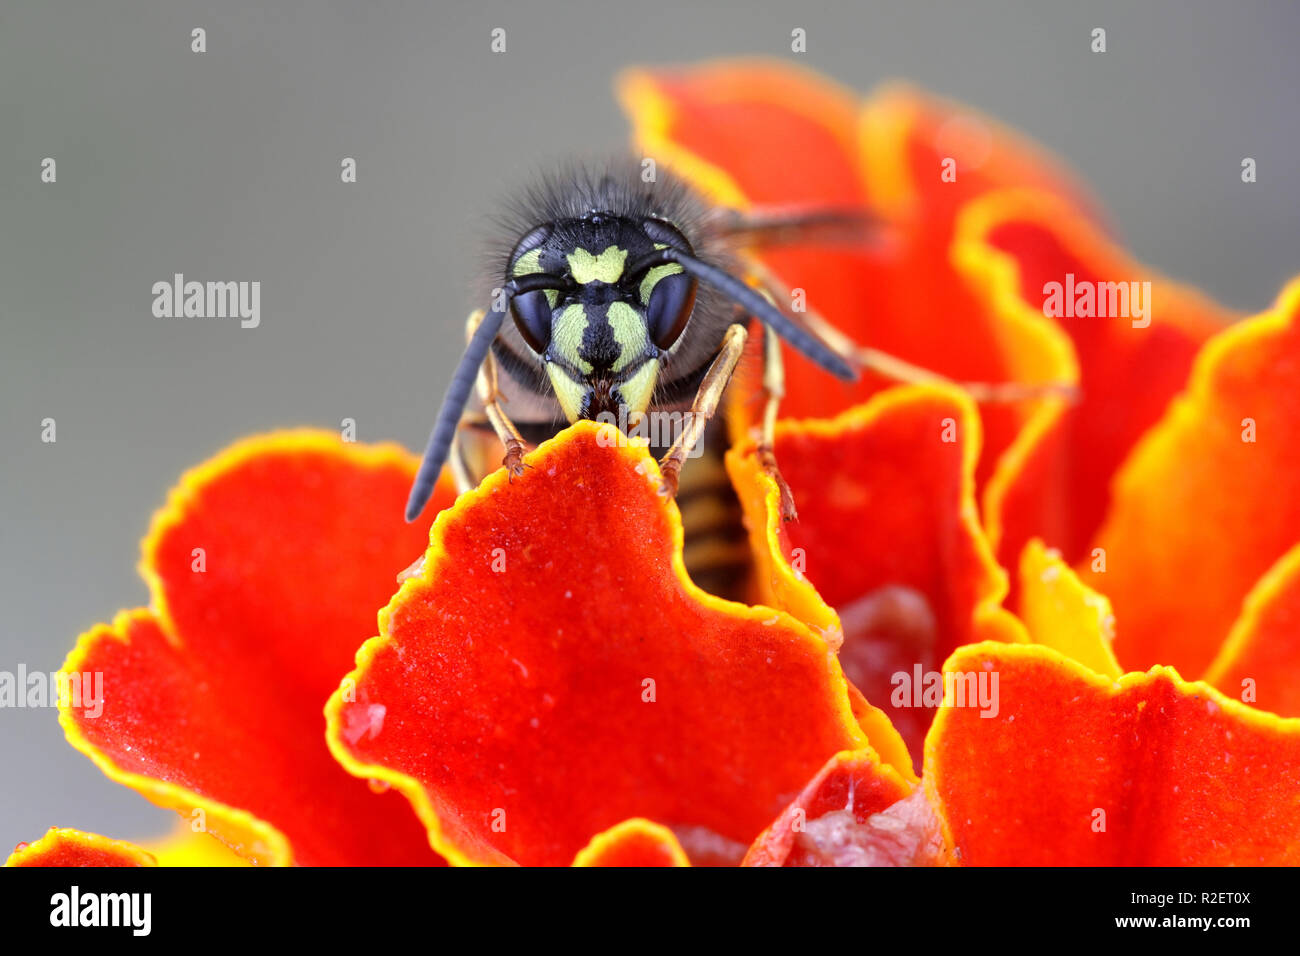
17 59 1300 869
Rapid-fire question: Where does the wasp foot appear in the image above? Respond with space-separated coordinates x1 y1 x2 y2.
756 443 799 522
503 438 531 481
658 456 683 500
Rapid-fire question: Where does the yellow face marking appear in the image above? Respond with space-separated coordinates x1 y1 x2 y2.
617 358 660 416
551 304 592 374
512 248 544 277
512 248 558 307
567 245 627 285
639 244 682 303
638 263 683 304
546 365 588 422
606 302 650 374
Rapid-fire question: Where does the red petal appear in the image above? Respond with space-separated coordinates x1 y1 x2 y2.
1079 278 1300 676
572 820 690 867
5 828 156 867
62 431 452 865
973 192 1232 572
927 643 1300 865
728 386 1025 764
861 84 1099 222
618 60 864 209
1206 544 1300 718
327 423 875 866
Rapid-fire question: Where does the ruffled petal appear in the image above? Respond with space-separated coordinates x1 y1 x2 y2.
835 88 1089 486
618 59 864 210
143 824 251 867
571 819 691 867
726 386 1025 763
854 87 1093 497
926 643 1300 865
1079 277 1300 676
1205 543 1300 718
61 431 452 865
6 828 156 867
1017 539 1121 678
860 84 1099 222
327 422 876 866
968 190 1233 572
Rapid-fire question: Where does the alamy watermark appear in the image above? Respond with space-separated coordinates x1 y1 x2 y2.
50 886 150 936
593 407 706 458
890 664 999 718
0 665 103 718
1043 273 1152 328
152 274 260 328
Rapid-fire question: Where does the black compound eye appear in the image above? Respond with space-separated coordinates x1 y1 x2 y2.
646 272 697 350
509 291 552 353
506 222 556 353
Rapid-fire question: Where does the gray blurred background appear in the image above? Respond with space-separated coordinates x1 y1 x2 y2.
2 0 1297 849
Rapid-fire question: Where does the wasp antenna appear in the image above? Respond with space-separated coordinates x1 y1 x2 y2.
405 274 566 522
405 308 505 521
633 248 858 382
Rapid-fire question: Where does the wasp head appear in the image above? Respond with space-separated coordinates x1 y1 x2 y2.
506 214 698 422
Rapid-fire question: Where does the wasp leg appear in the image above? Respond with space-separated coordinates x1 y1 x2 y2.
743 256 1079 404
849 345 1081 403
756 316 799 523
658 323 749 500
450 414 505 494
464 309 530 479
448 430 475 495
707 205 882 247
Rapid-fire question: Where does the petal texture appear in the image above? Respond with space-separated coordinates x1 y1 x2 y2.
328 422 877 866
61 431 451 865
927 643 1300 865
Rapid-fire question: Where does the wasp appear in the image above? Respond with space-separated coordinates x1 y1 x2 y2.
404 161 1062 589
